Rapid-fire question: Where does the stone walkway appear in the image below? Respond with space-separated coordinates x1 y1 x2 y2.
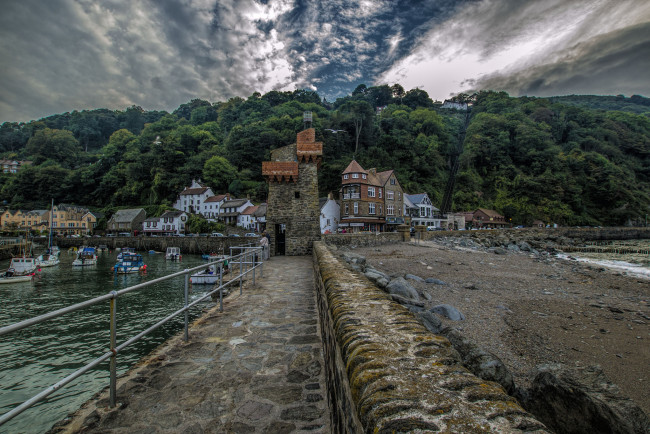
61 256 330 433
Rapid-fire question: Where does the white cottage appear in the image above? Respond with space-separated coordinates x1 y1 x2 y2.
173 180 214 215
219 198 253 225
319 195 340 234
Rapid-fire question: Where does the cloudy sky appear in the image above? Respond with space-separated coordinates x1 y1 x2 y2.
1 0 649 123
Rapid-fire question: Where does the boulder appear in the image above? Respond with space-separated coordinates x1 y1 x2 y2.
342 252 366 266
520 364 649 434
405 273 424 282
430 304 465 321
442 327 515 394
425 277 447 285
519 241 532 252
416 311 443 334
386 277 419 301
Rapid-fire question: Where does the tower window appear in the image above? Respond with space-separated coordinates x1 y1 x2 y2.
295 191 300 199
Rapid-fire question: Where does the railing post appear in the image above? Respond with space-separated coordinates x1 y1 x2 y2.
252 249 256 286
219 262 223 312
109 291 117 407
239 252 243 295
184 270 189 342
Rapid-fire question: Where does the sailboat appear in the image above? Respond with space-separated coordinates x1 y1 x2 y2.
36 200 60 268
1 231 37 283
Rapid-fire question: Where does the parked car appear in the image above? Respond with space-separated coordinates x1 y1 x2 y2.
211 232 224 237
244 233 259 237
230 234 241 237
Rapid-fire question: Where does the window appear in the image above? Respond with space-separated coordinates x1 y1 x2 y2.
362 174 367 179
345 204 349 215
326 218 330 225
369 203 375 214
378 188 382 198
352 173 359 179
295 191 300 199
379 205 383 215
353 202 358 214
368 187 375 198
344 174 349 179
390 178 396 185
387 205 394 216
387 191 394 200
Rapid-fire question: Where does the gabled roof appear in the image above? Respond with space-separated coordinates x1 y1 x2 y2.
375 170 394 186
205 194 228 203
161 210 185 219
342 160 367 175
110 208 145 222
241 205 258 216
144 217 161 223
179 187 210 196
252 203 267 217
405 193 427 204
222 198 249 208
475 208 504 218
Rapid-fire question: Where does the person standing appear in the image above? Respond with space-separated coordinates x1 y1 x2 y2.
260 232 269 260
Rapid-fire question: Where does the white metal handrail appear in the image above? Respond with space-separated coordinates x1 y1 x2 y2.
0 246 264 427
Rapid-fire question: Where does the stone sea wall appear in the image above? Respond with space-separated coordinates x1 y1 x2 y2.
312 241 547 432
322 232 403 248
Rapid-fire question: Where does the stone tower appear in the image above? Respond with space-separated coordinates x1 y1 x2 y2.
262 128 322 255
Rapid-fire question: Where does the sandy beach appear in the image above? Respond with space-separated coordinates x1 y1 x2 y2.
349 238 649 415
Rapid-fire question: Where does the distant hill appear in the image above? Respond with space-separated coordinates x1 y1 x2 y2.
1 89 649 227
548 94 650 114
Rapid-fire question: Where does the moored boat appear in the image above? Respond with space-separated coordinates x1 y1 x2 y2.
72 247 98 266
9 256 37 276
0 272 33 284
36 253 60 268
190 259 229 284
165 247 182 261
116 247 136 261
112 252 146 274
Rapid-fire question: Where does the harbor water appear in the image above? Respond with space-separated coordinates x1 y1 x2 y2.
0 249 216 434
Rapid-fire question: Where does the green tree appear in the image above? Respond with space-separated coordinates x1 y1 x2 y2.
203 156 237 192
25 128 81 168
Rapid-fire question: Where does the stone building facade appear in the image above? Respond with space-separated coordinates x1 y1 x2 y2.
262 128 322 256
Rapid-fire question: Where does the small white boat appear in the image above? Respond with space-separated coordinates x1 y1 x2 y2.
9 257 37 275
72 247 98 266
0 272 33 284
36 253 60 268
190 266 220 284
165 247 182 261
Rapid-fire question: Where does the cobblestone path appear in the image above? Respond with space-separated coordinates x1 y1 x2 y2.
64 256 330 433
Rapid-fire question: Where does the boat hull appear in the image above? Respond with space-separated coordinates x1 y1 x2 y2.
0 274 33 284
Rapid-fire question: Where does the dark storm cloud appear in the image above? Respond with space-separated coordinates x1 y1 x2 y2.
0 0 647 123
467 22 650 97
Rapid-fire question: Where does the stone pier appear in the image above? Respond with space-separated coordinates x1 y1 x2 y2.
56 256 329 433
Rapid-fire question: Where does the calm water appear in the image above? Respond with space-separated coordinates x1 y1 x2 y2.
0 249 214 433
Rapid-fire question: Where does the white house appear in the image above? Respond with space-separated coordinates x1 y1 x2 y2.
143 217 163 236
404 193 446 228
143 210 188 236
173 180 214 215
319 195 340 234
238 205 258 230
252 203 266 232
220 198 253 225
200 193 229 221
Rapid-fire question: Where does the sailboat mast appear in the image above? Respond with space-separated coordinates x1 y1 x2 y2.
49 199 54 250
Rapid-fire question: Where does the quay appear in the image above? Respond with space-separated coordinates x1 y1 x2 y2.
56 256 330 432
54 241 547 433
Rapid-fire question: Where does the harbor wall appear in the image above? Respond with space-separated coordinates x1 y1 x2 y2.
311 241 547 432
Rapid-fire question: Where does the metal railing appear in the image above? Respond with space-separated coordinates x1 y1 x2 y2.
0 245 264 427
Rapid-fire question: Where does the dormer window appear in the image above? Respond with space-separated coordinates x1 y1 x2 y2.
344 174 349 179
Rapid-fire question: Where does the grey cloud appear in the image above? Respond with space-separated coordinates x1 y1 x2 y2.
466 22 650 97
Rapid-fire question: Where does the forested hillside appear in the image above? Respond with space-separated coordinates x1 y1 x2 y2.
1 87 648 226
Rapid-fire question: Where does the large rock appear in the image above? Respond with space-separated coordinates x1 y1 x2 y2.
386 277 419 301
342 252 366 266
405 273 424 282
364 270 389 288
441 328 515 394
520 364 649 434
416 311 443 334
425 277 446 285
430 304 465 321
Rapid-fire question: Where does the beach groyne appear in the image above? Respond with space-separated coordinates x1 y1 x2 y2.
312 241 547 432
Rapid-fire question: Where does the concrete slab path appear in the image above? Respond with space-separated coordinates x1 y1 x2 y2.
62 256 330 433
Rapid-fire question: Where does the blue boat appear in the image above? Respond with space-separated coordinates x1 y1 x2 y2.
113 252 146 274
